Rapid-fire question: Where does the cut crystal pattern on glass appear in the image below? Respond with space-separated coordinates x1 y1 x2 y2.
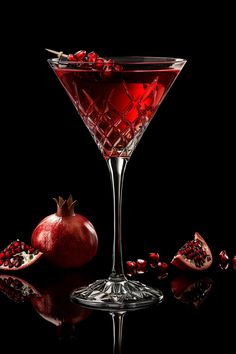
72 278 163 309
75 79 161 159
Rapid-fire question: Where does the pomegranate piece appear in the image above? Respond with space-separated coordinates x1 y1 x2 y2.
0 240 43 271
171 232 213 271
136 259 148 274
0 275 40 302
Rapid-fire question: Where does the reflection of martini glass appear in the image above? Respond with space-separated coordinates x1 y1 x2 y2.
48 56 186 309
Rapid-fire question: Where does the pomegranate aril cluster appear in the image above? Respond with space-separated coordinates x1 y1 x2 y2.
179 239 211 268
126 251 169 279
64 49 122 73
0 240 39 269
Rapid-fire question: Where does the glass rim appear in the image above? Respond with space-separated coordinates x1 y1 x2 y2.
48 56 187 66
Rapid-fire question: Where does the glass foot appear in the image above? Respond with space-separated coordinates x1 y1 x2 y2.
71 278 163 310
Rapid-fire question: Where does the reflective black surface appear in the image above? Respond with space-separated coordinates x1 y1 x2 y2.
0 260 235 353
1 3 235 352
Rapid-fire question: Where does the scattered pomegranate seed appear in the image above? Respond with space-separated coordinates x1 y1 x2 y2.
148 252 160 263
219 250 229 263
136 259 148 274
126 261 136 270
158 262 169 272
126 261 137 277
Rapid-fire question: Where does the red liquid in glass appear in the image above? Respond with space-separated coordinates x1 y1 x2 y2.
54 68 180 159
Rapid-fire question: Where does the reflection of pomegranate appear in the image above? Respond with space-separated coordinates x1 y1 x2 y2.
171 275 213 308
31 196 98 268
0 274 40 302
31 272 92 332
171 232 213 271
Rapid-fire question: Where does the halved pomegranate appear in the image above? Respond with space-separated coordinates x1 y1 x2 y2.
171 232 213 271
0 274 40 302
171 274 213 308
0 240 43 271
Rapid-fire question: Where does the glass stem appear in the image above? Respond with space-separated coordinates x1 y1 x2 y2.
111 311 125 354
107 157 128 281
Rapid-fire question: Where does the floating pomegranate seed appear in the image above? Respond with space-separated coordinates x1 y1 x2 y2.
74 50 87 61
219 250 229 263
148 252 160 263
87 51 99 62
136 259 148 274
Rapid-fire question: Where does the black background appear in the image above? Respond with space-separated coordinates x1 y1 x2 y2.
0 3 235 352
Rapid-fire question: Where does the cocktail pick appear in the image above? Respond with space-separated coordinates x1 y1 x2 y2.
45 48 68 59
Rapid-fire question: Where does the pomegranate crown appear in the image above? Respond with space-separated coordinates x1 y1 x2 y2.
53 195 77 217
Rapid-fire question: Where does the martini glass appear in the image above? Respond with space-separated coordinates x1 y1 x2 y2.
48 55 186 309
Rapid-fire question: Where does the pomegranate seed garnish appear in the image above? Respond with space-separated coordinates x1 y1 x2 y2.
67 54 76 61
219 250 229 263
74 50 87 61
95 57 105 69
136 259 148 273
148 252 160 263
87 51 99 62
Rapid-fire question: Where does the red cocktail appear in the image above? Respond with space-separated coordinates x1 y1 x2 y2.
49 55 186 309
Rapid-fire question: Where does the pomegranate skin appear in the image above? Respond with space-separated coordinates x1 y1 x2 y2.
31 213 98 269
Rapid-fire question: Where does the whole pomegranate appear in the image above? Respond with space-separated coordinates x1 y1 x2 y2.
31 195 98 268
